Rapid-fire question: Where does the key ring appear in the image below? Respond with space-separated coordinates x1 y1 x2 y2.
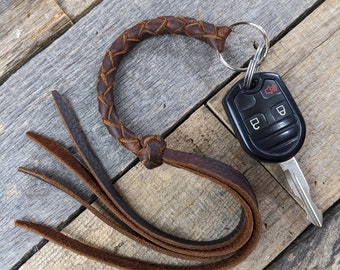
218 21 270 72
243 41 266 89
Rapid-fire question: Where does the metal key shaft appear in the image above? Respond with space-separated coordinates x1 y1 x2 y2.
279 157 323 227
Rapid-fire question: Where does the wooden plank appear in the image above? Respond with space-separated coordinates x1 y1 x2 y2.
0 0 72 84
55 0 103 21
0 0 320 268
19 106 309 269
266 201 340 270
207 0 340 211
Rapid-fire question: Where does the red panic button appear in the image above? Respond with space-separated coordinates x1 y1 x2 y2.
261 80 282 99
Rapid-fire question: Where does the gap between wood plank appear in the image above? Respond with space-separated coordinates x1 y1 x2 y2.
52 0 73 23
264 198 340 269
10 1 328 269
0 0 104 87
205 0 330 209
53 0 104 23
162 0 327 139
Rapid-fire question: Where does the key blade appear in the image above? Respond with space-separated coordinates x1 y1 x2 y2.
280 157 323 227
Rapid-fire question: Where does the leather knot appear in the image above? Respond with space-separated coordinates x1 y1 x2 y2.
137 135 167 169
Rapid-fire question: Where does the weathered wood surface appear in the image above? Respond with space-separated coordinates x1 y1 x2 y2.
55 0 103 21
0 0 73 84
0 0 332 268
0 0 103 84
266 200 340 270
13 1 340 269
20 106 308 269
208 0 340 211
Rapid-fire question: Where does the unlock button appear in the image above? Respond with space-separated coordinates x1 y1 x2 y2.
271 101 292 121
244 113 267 134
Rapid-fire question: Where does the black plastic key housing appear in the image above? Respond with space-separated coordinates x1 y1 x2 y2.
222 72 306 162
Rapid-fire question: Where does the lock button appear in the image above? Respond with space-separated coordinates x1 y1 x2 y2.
271 101 292 121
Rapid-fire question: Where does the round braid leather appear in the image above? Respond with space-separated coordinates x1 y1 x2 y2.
97 16 231 168
15 16 262 269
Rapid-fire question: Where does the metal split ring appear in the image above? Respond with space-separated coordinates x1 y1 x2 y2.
243 42 266 89
218 21 270 72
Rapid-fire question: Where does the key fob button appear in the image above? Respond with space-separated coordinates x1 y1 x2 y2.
222 72 306 162
260 79 282 99
235 93 257 111
271 101 292 121
245 113 267 134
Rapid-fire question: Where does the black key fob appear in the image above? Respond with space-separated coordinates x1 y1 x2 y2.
222 72 306 162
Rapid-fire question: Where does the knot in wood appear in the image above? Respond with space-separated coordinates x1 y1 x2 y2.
137 135 166 169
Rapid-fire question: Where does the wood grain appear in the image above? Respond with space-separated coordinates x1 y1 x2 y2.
0 0 321 268
0 0 72 84
19 106 309 270
207 0 340 212
266 201 340 270
55 0 103 21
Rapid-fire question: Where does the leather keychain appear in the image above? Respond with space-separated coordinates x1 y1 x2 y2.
16 16 262 269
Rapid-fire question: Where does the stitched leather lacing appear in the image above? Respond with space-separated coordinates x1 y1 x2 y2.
15 16 262 270
97 16 231 169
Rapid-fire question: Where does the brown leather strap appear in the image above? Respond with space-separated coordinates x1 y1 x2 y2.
97 16 231 169
16 16 262 269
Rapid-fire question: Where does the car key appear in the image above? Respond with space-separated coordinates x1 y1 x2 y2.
222 72 323 226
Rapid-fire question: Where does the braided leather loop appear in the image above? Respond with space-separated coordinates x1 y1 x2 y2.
97 16 231 168
15 17 263 269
